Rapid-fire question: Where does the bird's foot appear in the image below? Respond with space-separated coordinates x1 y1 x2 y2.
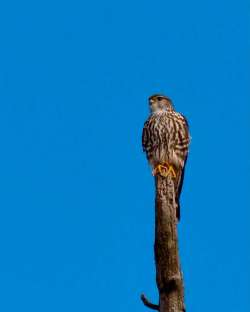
152 164 167 177
153 163 177 178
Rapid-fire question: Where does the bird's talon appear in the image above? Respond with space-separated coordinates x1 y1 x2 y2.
153 163 177 178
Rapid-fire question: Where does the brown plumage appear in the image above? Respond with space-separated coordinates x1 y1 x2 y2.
142 94 191 220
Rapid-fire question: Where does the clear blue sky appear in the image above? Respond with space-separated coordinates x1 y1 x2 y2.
0 1 249 311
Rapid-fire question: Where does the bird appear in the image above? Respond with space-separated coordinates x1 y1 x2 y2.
142 94 191 221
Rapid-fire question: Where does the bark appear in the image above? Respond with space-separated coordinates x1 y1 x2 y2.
141 174 185 312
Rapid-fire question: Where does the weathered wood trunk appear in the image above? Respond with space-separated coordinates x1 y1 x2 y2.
141 174 185 312
154 174 185 312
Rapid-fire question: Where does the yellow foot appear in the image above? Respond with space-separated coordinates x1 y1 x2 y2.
153 163 177 178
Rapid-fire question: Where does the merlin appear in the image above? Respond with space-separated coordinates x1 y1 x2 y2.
142 94 191 221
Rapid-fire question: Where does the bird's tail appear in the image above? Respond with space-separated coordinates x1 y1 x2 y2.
175 197 180 221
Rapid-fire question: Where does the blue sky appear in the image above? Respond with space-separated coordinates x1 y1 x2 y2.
0 0 249 311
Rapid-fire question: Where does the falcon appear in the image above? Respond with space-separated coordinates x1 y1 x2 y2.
142 94 191 221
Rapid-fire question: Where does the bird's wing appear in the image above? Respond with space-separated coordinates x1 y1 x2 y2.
142 120 148 152
142 119 152 160
173 113 190 220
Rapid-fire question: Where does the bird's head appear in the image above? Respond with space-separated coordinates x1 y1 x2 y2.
148 94 174 113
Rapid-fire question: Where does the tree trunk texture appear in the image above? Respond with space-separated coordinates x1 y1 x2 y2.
141 175 185 312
